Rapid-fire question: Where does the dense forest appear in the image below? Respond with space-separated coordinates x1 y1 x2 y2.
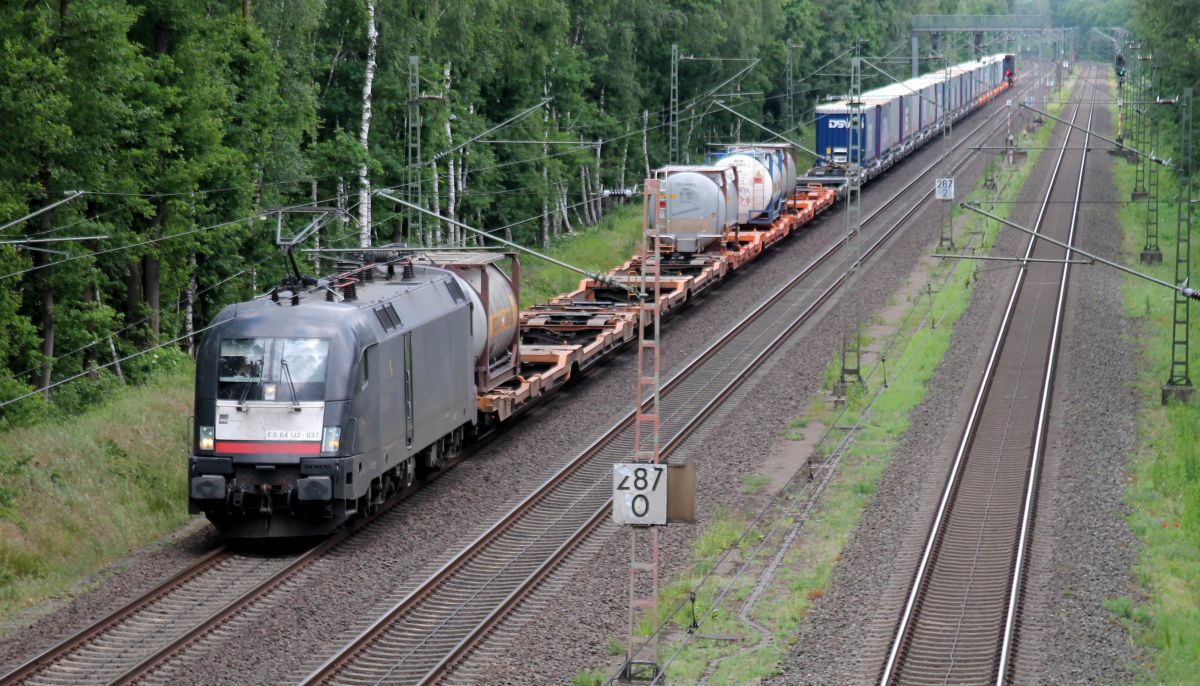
3 0 1189 425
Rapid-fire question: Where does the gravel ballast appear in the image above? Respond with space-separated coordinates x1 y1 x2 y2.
771 65 1137 685
459 93 1019 684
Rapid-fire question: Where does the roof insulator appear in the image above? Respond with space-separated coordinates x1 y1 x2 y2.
291 292 300 306
402 261 415 280
271 287 279 303
344 281 357 301
326 288 335 302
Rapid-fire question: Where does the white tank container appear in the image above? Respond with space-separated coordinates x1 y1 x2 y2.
713 152 783 224
728 145 798 198
659 170 736 252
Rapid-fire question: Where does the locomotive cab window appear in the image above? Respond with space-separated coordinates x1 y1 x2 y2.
217 337 330 401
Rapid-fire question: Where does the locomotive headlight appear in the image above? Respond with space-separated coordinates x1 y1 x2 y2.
321 426 342 454
262 383 277 401
198 426 215 452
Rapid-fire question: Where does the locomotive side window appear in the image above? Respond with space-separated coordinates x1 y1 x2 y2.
217 337 329 401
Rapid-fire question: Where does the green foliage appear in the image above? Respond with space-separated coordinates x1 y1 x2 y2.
518 204 644 307
0 0 1041 418
606 637 625 656
0 362 193 624
571 669 607 686
1108 95 1200 684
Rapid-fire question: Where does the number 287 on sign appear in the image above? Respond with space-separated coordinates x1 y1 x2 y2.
613 463 667 525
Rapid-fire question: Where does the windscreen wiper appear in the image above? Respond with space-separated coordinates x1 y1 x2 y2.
237 366 258 410
280 359 301 412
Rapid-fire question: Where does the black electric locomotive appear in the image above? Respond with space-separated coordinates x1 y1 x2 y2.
188 253 518 537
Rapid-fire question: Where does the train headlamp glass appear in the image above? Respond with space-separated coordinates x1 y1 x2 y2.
321 426 341 453
198 426 215 451
262 383 277 401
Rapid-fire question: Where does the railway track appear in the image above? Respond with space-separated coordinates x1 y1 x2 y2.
300 75 1044 686
878 65 1099 685
0 69 1040 686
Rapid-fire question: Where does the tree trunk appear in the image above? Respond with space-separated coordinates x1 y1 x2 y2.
125 258 143 332
619 128 629 195
444 63 457 245
593 142 603 221
143 254 160 340
581 165 595 226
184 252 197 355
642 109 650 179
33 251 54 398
82 281 97 378
541 184 550 248
430 160 442 244
109 336 124 384
337 176 348 233
455 150 466 244
311 179 320 271
357 0 378 247
558 183 573 234
143 207 163 340
541 84 551 247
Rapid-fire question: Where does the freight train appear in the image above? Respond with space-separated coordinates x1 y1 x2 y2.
188 53 1014 537
812 53 1016 181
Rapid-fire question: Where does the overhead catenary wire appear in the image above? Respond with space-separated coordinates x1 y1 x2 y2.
0 43 1009 406
0 193 364 282
375 191 637 295
9 199 366 384
0 191 85 234
0 316 237 409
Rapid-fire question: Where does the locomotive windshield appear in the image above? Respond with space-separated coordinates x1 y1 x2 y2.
217 337 330 401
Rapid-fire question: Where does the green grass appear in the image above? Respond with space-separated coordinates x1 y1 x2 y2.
1107 89 1200 684
0 361 193 628
740 473 772 495
617 78 1080 684
517 203 645 307
571 668 608 686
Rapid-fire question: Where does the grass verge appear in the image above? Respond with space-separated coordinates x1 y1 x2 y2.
0 360 193 628
600 79 1077 683
1108 93 1200 684
517 203 644 307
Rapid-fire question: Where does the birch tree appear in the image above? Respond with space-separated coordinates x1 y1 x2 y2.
357 0 378 247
